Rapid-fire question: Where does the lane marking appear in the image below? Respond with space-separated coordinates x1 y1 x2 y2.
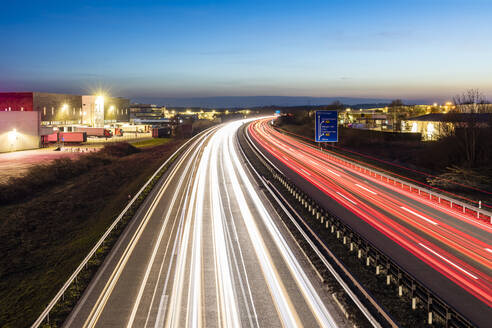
300 168 311 176
325 168 341 177
336 192 357 205
307 159 341 177
418 243 479 280
400 206 438 226
355 183 377 195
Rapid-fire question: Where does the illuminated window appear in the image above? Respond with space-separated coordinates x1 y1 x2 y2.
411 122 418 132
52 107 54 115
426 122 435 139
43 107 46 116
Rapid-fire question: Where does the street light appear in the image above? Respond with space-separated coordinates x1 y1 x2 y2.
61 104 69 124
8 128 18 150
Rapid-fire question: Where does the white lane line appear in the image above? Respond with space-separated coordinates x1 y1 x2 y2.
300 168 311 176
355 184 377 195
400 206 438 226
418 243 479 280
325 168 341 177
336 192 357 205
307 159 341 177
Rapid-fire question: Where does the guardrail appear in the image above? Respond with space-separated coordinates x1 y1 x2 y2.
246 125 477 328
31 133 206 328
274 126 492 224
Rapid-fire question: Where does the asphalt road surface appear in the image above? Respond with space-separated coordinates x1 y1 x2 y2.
64 120 349 328
248 118 492 327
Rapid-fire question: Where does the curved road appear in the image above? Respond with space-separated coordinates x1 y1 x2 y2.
64 120 349 328
248 118 492 327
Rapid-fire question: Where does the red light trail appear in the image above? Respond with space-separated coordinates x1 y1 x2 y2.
249 119 492 307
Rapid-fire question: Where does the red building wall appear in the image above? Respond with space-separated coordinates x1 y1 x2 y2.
0 92 34 111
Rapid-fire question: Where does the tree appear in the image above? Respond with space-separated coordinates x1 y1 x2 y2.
453 89 489 114
447 89 492 166
388 99 404 131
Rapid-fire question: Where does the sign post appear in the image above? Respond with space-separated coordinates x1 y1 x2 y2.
315 110 338 143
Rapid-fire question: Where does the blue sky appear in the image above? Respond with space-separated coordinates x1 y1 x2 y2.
0 0 491 102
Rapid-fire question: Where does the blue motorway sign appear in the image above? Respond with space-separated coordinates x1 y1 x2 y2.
315 110 338 142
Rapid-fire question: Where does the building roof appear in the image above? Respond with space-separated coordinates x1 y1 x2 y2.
407 113 492 123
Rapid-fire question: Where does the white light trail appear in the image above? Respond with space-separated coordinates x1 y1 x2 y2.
225 121 339 328
209 127 241 328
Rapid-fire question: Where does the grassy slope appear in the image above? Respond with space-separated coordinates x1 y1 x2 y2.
129 137 173 148
0 140 185 328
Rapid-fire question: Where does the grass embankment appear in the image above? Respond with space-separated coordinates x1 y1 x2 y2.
129 137 173 148
0 140 185 328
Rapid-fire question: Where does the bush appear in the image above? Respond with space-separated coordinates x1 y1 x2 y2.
100 142 140 157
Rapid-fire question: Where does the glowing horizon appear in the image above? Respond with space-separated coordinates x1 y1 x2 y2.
1 0 491 103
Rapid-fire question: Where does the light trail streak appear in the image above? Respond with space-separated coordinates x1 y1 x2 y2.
209 127 241 328
225 121 339 327
81 132 211 328
73 120 347 328
249 118 492 307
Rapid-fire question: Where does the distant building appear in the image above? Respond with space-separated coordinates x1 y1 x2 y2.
339 108 389 130
402 113 492 140
129 104 167 124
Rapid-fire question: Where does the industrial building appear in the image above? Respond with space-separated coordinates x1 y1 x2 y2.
0 111 41 152
0 92 131 152
82 95 130 126
0 92 130 127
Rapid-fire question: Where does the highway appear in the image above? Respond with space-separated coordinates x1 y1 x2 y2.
64 120 348 328
248 118 492 327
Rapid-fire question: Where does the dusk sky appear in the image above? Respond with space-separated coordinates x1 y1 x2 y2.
1 0 491 103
